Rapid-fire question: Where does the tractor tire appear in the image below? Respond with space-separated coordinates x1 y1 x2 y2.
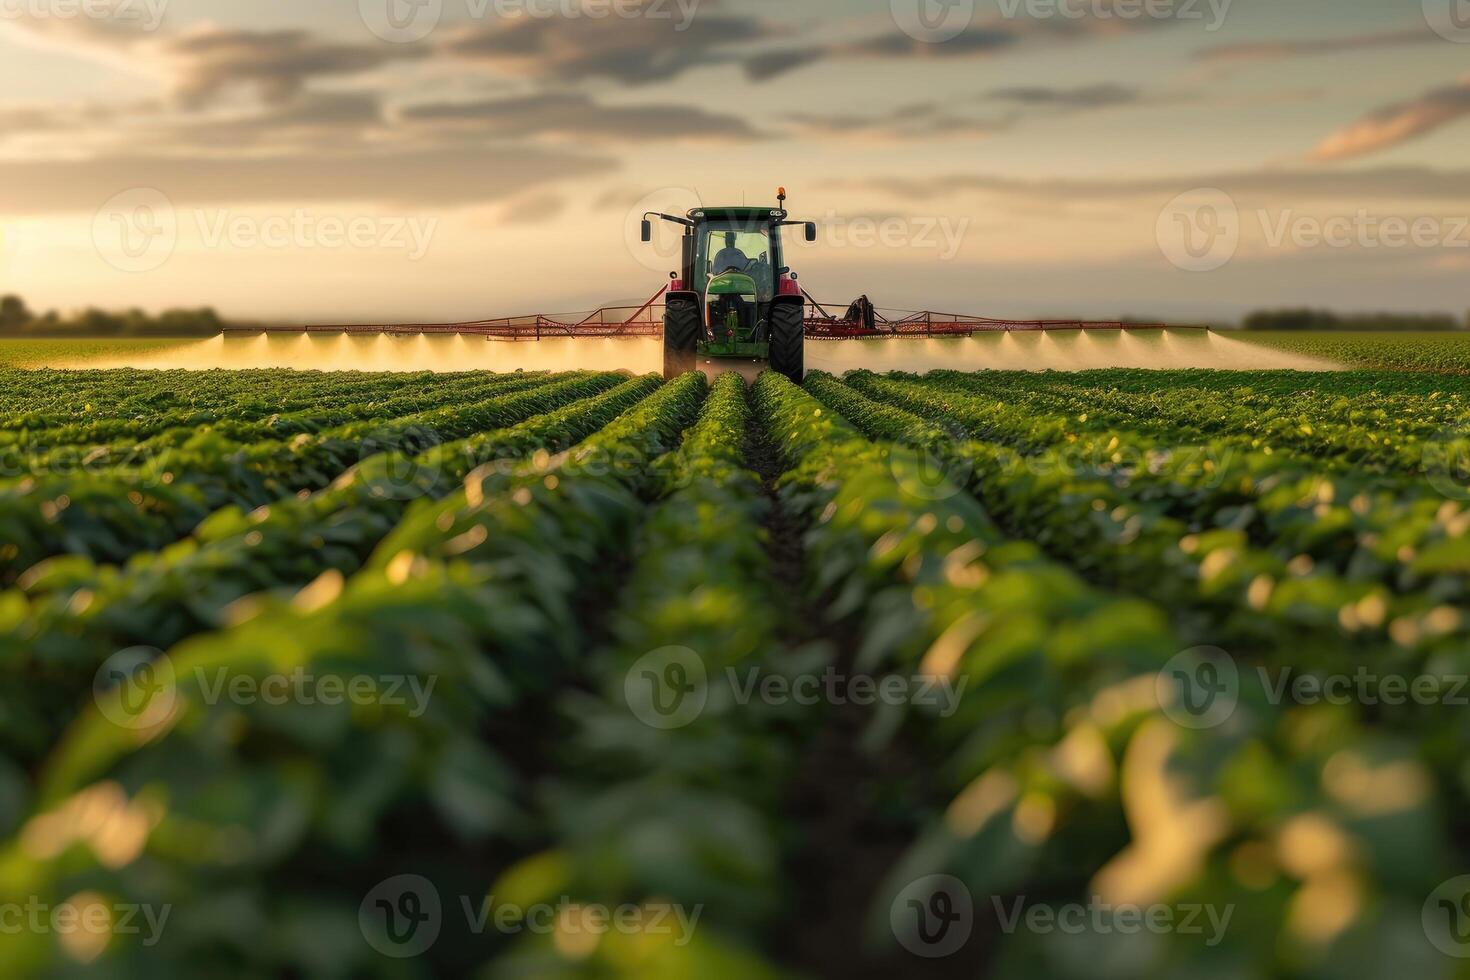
769 296 805 383
663 291 701 379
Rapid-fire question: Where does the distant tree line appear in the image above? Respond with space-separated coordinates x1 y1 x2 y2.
1239 309 1470 332
0 295 258 338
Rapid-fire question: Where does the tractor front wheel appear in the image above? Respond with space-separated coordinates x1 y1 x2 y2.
663 291 701 379
769 297 805 383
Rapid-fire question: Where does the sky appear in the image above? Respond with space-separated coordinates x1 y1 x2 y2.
0 0 1467 324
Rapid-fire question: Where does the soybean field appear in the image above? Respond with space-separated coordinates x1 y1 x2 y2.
1 362 1469 978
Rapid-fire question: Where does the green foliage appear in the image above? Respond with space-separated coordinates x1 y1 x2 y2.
1239 309 1465 332
0 295 32 330
1237 331 1470 373
0 298 245 338
0 371 627 582
1 359 1468 979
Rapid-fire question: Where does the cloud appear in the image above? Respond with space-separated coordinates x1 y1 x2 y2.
1196 28 1432 63
399 92 759 142
157 24 425 105
742 47 827 80
495 191 569 225
440 6 771 85
0 146 611 215
842 166 1470 204
0 14 422 105
1311 78 1470 161
0 99 158 135
142 92 389 152
784 83 1165 142
986 83 1143 109
438 3 1169 86
786 103 1012 141
747 9 1172 78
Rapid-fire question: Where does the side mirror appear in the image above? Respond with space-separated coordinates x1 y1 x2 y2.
804 222 817 243
641 219 652 242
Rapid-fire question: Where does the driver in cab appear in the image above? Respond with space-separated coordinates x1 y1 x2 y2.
712 233 749 275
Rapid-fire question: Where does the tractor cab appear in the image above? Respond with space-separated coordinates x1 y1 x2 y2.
643 189 816 382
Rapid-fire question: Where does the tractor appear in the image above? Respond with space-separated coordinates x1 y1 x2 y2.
642 188 816 382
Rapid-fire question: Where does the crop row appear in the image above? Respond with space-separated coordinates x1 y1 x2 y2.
0 368 464 427
1024 367 1470 399
2 371 548 452
0 374 665 765
0 373 708 977
0 372 624 584
844 372 1470 633
797 373 1465 976
483 372 794 976
750 372 1193 962
910 369 1450 476
1235 330 1470 374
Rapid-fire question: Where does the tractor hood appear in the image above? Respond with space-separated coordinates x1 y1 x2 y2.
706 271 757 296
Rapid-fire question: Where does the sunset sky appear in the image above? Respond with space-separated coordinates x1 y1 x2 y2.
1 0 1468 324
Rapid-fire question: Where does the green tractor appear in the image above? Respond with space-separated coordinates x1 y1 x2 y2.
642 188 816 382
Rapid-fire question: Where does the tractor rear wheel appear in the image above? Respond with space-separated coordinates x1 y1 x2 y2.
769 297 805 383
663 291 701 379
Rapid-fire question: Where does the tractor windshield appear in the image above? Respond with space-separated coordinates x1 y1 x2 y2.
696 222 776 300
